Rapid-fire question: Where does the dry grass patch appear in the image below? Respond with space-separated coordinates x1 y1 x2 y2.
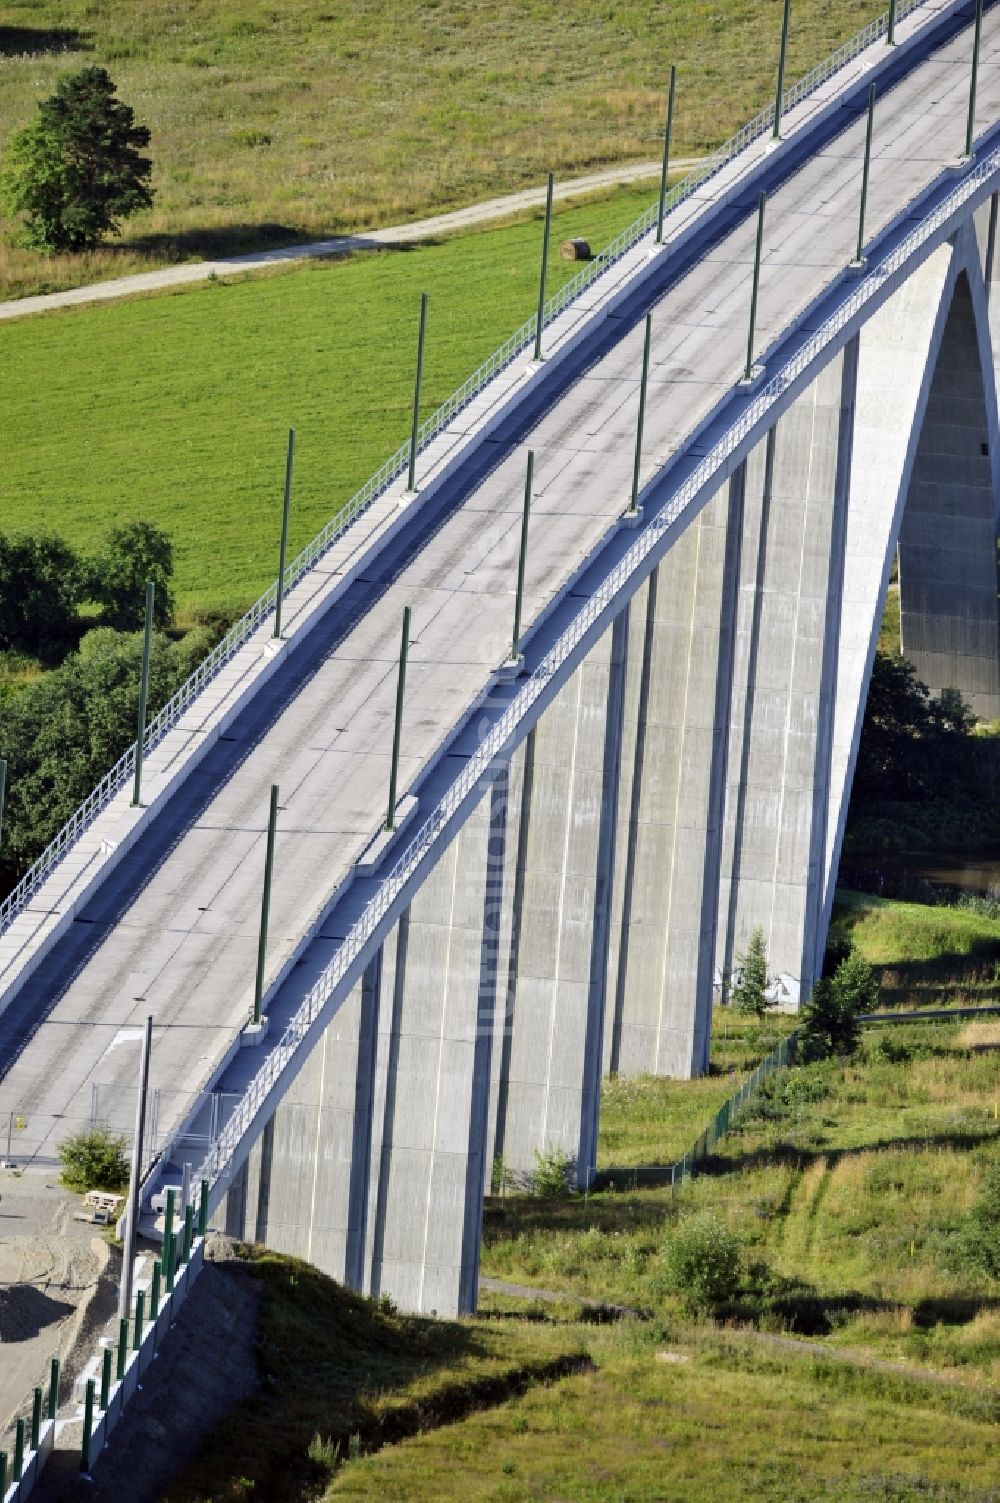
0 0 888 298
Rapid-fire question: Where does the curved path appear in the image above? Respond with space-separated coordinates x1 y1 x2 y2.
0 159 701 323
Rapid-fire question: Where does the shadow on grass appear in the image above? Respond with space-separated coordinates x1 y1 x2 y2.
912 1294 1000 1327
107 222 424 264
705 1127 1000 1181
483 1190 673 1245
0 26 89 56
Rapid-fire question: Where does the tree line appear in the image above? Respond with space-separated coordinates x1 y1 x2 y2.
0 519 174 664
0 521 219 894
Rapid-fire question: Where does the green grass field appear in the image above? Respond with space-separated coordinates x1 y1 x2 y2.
0 184 652 623
834 889 1000 1009
149 893 1000 1502
0 0 885 298
327 1336 1000 1502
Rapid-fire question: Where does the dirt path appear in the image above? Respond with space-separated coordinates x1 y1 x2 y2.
0 158 703 323
0 1172 117 1449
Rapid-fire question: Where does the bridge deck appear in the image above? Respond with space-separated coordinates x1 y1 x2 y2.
1 0 997 1169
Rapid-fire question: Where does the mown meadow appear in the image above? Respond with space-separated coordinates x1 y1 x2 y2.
0 0 887 297
0 183 652 624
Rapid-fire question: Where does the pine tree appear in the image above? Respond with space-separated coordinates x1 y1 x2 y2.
730 926 770 1017
0 66 153 252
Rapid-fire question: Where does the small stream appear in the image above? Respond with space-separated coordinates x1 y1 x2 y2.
839 850 1000 902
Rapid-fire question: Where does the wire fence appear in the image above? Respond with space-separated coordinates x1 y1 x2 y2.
668 1033 797 1191
193 127 1000 1198
0 0 935 944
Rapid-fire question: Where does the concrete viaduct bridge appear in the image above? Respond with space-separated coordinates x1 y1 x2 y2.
2 0 1000 1319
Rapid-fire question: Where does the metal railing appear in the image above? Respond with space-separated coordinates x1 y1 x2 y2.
194 128 1000 1198
0 0 934 943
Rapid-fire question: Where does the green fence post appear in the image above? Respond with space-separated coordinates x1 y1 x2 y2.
887 0 897 45
100 1348 112 1410
533 173 555 362
130 579 156 808
511 452 534 660
48 1356 60 1420
855 83 876 265
252 783 280 1026
133 1290 145 1351
965 0 985 158
199 1178 209 1239
656 66 677 244
182 1203 194 1264
30 1387 41 1450
12 1420 23 1482
386 606 411 830
273 428 296 640
150 1259 161 1320
116 1317 128 1381
0 1451 7 1497
772 0 792 141
745 191 766 381
163 1188 175 1292
407 293 429 492
630 313 653 512
80 1380 95 1475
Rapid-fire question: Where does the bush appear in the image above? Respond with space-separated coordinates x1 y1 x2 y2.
730 926 770 1017
529 1145 577 1199
0 621 217 877
57 1125 129 1193
955 1159 1000 1280
661 1212 742 1315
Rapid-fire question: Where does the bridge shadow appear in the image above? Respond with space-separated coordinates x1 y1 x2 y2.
0 26 89 55
0 1284 74 1342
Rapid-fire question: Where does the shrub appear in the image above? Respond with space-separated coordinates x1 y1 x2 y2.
661 1212 742 1315
955 1159 1000 1280
730 926 770 1017
57 1125 129 1192
529 1145 577 1199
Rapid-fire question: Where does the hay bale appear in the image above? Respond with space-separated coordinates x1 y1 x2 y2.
560 237 591 261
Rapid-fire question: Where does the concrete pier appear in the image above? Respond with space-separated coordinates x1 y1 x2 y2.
224 959 380 1286
717 342 859 1005
897 262 1000 720
604 475 746 1081
488 626 625 1188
